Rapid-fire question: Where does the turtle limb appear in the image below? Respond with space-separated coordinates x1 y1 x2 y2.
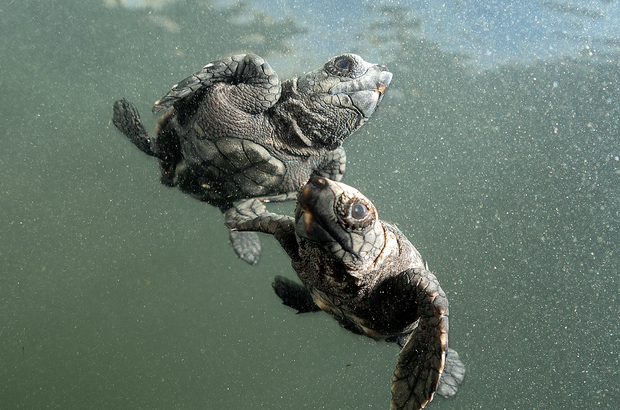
387 342 465 401
390 268 449 410
226 193 299 264
314 146 347 182
152 53 281 115
272 275 321 313
228 230 262 265
388 332 465 399
112 99 155 156
224 199 298 261
436 348 465 397
224 199 266 264
254 191 299 204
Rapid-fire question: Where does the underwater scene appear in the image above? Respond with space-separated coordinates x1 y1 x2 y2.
1 0 618 408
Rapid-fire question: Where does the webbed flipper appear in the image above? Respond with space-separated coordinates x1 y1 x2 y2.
224 199 298 261
390 268 449 410
436 348 465 397
225 199 267 264
228 230 262 265
314 146 347 182
112 99 155 156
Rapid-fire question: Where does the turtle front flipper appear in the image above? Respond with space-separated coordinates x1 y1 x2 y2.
436 348 465 397
152 53 281 115
112 99 156 156
224 199 298 262
224 199 267 264
314 146 347 182
229 230 262 265
390 268 450 410
228 190 298 264
272 275 321 313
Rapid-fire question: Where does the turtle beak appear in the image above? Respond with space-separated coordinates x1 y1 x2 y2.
345 68 392 119
374 68 392 97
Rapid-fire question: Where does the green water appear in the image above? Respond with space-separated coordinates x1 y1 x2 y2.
1 1 618 409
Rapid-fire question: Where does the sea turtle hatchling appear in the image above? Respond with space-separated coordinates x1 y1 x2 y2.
225 176 465 410
112 53 391 264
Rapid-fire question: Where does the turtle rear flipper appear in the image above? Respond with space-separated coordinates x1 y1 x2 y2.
436 348 465 397
112 99 156 156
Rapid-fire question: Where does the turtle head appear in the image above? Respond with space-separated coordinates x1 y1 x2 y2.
294 176 386 272
316 54 392 119
286 54 392 150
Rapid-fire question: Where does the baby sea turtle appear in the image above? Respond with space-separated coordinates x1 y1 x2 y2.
112 53 391 264
225 176 465 410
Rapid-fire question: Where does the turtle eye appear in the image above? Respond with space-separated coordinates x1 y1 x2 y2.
350 202 367 220
335 57 350 71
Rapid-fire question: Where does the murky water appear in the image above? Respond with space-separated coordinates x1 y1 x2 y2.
2 1 618 409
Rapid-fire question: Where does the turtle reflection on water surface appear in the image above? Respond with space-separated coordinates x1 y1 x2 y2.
225 176 465 410
112 53 391 264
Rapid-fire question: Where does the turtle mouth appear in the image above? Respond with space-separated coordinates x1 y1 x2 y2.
376 83 388 96
374 70 392 99
332 69 392 119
